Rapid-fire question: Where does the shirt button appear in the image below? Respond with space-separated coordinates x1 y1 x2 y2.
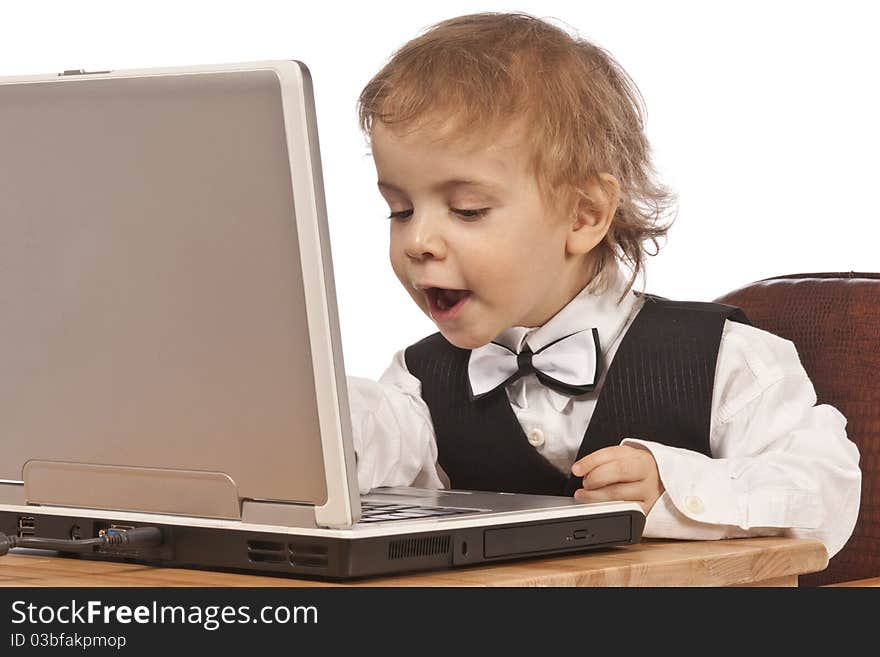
685 496 705 515
526 428 545 447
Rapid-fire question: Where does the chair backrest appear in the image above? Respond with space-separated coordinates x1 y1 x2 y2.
714 272 880 586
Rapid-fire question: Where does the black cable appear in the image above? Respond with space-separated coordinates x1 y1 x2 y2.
0 526 163 556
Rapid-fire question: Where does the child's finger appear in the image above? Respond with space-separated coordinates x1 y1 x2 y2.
581 459 644 490
570 445 630 477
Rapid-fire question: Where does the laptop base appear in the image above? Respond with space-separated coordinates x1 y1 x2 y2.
0 509 642 580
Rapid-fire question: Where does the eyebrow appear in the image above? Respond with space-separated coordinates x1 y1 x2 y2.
377 178 505 195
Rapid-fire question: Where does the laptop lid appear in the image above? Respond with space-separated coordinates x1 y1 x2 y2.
0 61 360 528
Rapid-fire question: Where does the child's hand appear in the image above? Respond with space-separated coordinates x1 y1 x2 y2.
570 445 664 515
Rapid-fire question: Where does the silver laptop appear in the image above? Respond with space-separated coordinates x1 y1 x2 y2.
0 60 644 579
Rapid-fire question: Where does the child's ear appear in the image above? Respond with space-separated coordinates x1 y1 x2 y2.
565 173 620 257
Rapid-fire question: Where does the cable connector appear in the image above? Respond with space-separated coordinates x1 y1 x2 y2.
0 526 163 556
0 532 14 557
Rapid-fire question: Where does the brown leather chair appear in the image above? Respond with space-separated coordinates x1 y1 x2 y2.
714 272 879 586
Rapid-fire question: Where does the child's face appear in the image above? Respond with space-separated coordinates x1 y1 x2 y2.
371 119 607 349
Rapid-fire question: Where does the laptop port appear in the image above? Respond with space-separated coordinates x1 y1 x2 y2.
95 522 135 537
17 516 35 538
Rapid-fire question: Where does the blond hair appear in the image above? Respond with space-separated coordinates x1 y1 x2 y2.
357 12 676 298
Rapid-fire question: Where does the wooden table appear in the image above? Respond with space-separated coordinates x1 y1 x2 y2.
0 537 828 587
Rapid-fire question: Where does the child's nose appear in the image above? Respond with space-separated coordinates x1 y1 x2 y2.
403 211 446 261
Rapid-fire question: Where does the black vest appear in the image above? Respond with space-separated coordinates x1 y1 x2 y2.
404 294 750 497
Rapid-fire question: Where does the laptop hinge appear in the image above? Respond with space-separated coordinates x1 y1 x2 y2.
23 460 241 520
240 500 318 529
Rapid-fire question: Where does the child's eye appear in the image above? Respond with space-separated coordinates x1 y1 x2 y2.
452 207 490 220
386 208 489 221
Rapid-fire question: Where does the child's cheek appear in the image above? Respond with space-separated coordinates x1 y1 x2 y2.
389 256 409 288
468 260 494 290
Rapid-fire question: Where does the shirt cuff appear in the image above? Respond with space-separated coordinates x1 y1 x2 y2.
621 438 744 525
622 438 822 534
641 491 758 540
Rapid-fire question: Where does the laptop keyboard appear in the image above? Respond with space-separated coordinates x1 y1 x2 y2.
357 501 479 524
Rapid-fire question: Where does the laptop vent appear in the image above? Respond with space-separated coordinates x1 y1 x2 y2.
246 540 329 569
247 540 286 564
388 535 451 560
289 543 328 569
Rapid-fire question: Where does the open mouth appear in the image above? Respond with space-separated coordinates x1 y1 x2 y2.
424 287 472 319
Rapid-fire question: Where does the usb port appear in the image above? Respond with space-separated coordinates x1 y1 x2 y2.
17 516 35 537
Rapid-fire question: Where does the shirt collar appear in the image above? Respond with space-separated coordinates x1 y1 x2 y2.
493 266 640 412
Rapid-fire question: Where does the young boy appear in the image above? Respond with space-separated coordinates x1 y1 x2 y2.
345 12 861 559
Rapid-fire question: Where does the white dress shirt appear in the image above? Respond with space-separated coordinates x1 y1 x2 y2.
346 266 862 558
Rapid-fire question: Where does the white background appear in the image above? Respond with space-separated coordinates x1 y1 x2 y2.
3 1 877 379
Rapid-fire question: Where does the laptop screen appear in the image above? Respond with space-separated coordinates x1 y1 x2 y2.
0 69 333 513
